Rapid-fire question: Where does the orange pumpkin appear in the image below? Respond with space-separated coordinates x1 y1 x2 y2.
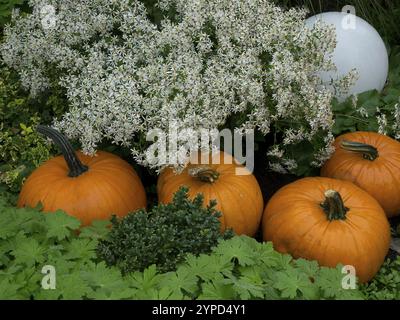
18 126 147 226
157 151 264 236
262 177 391 283
321 131 400 218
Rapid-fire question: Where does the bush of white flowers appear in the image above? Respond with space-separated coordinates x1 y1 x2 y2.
1 0 357 174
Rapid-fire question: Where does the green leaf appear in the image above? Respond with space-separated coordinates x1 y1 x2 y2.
129 265 162 292
332 115 356 135
79 220 110 240
331 98 352 113
198 280 236 300
313 267 342 298
273 270 313 299
274 253 293 269
0 278 24 300
45 211 81 241
82 262 133 299
159 268 198 298
295 258 320 278
357 90 381 115
382 88 400 104
134 286 178 300
227 275 265 299
257 241 280 268
213 236 255 266
63 238 97 261
11 237 46 267
181 253 232 281
36 272 92 300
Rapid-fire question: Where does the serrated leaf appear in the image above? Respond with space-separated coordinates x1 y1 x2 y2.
134 286 177 300
129 265 162 291
314 266 350 299
159 267 199 297
79 220 110 240
181 253 232 281
213 236 255 266
0 278 24 300
273 271 305 299
274 253 293 269
197 280 235 300
81 262 126 290
63 238 97 261
295 258 320 278
11 237 46 267
257 241 280 267
58 273 93 300
227 275 265 299
45 211 81 240
239 265 264 284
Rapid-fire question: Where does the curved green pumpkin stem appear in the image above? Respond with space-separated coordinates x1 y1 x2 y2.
188 166 220 183
37 125 88 177
340 140 379 161
320 190 349 221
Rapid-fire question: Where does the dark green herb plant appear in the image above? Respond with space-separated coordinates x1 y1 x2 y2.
97 187 234 274
361 257 400 299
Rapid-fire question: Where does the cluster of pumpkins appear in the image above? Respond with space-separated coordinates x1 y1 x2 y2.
18 126 399 283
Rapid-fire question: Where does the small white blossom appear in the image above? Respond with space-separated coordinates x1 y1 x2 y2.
377 111 388 135
392 102 400 139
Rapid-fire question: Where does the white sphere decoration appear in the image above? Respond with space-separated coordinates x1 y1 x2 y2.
306 11 389 100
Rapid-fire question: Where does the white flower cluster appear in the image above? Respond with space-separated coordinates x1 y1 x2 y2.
1 0 355 172
392 101 400 140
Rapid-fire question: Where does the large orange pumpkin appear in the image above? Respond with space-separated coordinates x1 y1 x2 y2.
18 126 147 226
262 177 391 283
321 131 400 218
157 151 263 236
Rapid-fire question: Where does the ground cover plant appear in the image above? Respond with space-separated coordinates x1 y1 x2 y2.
0 195 365 300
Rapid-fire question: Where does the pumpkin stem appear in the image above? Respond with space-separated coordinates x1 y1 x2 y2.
37 125 88 178
340 140 379 161
188 166 220 183
320 190 349 221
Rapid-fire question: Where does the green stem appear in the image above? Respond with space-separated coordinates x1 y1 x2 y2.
334 113 370 124
320 190 349 221
37 125 88 177
188 166 220 183
340 140 379 161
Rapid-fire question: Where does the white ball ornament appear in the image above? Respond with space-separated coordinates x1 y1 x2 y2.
306 11 389 100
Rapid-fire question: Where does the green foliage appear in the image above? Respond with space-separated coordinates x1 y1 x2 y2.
0 68 47 191
0 64 68 193
0 0 27 28
0 194 366 300
361 257 400 299
326 46 400 137
97 187 234 274
0 119 53 192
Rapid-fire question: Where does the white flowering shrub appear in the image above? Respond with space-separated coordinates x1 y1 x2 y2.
1 0 357 174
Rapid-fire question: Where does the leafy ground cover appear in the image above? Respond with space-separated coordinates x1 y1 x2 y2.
0 194 367 300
